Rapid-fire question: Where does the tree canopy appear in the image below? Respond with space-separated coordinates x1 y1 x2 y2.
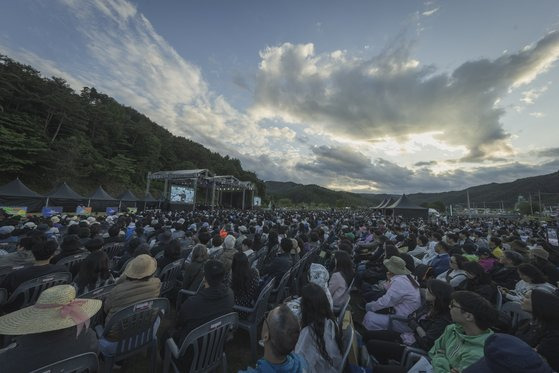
0 55 264 197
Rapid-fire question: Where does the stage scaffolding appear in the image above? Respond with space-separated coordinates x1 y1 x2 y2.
146 169 255 210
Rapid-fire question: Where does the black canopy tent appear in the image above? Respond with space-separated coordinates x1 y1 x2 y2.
118 190 139 209
385 194 428 220
45 182 87 212
373 198 388 210
0 178 44 212
88 186 117 212
142 192 159 210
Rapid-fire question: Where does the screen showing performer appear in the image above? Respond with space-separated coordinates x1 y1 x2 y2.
170 185 194 203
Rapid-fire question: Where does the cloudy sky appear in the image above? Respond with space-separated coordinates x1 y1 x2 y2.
2 0 559 194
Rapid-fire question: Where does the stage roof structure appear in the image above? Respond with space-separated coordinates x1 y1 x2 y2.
148 169 213 181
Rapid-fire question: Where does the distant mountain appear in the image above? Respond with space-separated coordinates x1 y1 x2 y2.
265 181 380 207
405 171 559 209
266 171 559 209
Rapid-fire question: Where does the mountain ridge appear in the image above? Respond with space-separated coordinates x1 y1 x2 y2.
265 171 559 208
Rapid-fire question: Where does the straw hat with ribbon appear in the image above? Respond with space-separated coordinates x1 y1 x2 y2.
123 254 157 279
0 285 101 336
383 256 411 275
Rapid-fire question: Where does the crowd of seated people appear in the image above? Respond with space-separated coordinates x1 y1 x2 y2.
0 207 557 372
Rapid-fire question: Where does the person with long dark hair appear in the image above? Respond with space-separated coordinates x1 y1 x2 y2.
182 244 208 291
501 263 556 303
294 283 343 373
461 261 498 305
231 252 260 319
365 280 453 371
518 289 559 371
157 238 181 270
73 250 115 295
329 250 354 307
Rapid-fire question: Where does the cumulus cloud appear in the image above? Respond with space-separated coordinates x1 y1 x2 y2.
250 31 559 162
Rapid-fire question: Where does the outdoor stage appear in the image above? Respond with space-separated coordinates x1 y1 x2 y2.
146 169 256 211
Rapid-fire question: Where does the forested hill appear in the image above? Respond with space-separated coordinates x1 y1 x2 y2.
266 171 559 209
0 55 264 197
265 181 380 207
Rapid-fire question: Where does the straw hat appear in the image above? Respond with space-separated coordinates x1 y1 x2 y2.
383 256 411 275
123 254 157 279
0 285 101 335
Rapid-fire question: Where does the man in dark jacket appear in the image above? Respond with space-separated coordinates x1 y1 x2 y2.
174 259 234 344
262 238 293 281
1 233 66 300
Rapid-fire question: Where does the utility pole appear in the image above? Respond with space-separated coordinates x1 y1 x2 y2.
538 190 542 214
466 190 471 218
529 193 534 215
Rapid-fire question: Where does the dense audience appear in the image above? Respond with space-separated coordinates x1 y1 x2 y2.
0 206 557 372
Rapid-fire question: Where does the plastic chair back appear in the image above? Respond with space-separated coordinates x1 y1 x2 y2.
102 242 125 259
100 298 169 359
80 284 116 327
29 352 99 373
248 278 275 323
6 272 72 309
270 269 291 307
57 252 89 272
165 312 238 373
0 264 28 283
158 258 185 296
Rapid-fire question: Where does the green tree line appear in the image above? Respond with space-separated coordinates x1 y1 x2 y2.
0 55 265 197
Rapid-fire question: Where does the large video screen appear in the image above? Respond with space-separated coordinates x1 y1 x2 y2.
170 185 194 203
